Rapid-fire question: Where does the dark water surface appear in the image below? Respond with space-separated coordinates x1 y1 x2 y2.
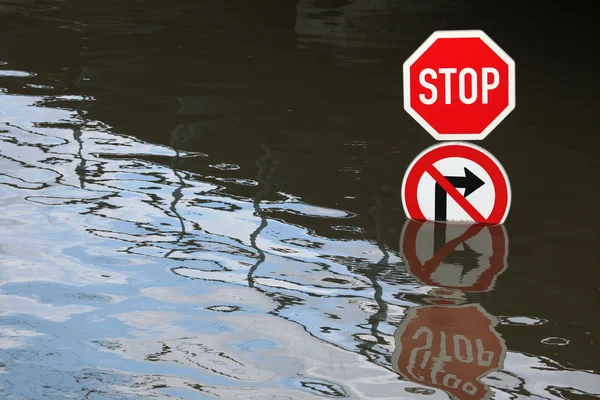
0 1 598 399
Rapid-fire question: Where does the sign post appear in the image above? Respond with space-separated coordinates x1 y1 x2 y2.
401 30 514 223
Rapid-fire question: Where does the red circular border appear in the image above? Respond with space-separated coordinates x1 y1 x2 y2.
403 144 510 224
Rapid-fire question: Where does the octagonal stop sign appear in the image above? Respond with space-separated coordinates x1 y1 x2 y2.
404 30 515 140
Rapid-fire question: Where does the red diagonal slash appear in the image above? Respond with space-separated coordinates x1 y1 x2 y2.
425 166 487 223
421 223 485 271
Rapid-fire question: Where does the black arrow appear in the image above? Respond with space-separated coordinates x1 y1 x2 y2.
433 224 482 276
435 167 485 221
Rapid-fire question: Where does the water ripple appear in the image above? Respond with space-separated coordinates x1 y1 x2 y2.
0 89 598 400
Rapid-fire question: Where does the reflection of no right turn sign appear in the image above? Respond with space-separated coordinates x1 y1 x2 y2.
402 142 511 224
400 219 508 292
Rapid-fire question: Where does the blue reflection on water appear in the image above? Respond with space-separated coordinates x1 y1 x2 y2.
0 88 598 400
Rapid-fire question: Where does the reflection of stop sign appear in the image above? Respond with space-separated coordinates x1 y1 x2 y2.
392 304 506 400
403 30 515 140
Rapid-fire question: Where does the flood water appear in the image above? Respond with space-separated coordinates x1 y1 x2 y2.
0 1 599 399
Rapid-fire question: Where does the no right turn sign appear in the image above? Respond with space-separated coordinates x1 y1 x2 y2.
401 142 511 224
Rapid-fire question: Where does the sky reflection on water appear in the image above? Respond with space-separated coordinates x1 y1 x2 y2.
0 87 598 399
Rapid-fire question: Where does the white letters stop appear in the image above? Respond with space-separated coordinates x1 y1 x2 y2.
418 67 499 105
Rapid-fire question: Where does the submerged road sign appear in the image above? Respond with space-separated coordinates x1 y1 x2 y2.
392 304 507 400
403 30 515 140
401 142 511 224
400 219 508 292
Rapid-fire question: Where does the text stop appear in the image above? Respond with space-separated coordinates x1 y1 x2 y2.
418 67 499 105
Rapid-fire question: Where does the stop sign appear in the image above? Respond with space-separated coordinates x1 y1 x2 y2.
403 30 515 140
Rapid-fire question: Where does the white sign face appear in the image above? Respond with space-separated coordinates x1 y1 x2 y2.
400 219 509 292
401 142 511 224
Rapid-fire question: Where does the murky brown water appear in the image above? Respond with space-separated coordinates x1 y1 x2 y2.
0 1 598 399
